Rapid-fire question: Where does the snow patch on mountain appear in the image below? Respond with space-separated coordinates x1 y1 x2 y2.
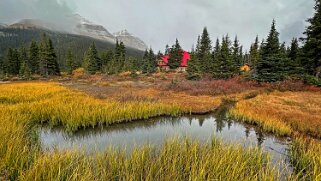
114 29 147 51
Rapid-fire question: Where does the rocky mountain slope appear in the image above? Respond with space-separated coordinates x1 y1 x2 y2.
3 14 148 51
114 29 148 51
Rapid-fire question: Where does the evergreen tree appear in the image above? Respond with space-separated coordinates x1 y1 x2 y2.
39 34 60 76
198 27 212 72
257 20 285 82
0 56 4 74
239 46 244 65
29 41 40 74
232 36 241 73
19 47 30 77
84 43 100 74
142 50 149 73
186 50 202 80
142 48 157 74
289 38 299 61
168 39 183 69
211 38 221 75
66 49 76 74
101 49 114 73
301 0 321 78
213 35 233 79
287 38 303 76
19 60 31 79
6 48 20 75
249 36 260 67
47 38 60 75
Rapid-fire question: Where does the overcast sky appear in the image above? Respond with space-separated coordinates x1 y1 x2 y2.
0 0 315 51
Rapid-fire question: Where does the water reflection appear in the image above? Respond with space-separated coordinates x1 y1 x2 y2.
41 113 291 168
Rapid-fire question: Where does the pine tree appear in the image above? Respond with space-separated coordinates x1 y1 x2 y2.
84 43 100 74
29 41 40 74
301 0 321 78
288 38 303 76
232 36 241 74
0 56 4 74
249 36 260 67
6 48 20 75
39 34 60 76
211 38 221 75
289 38 299 61
47 38 60 75
101 49 114 73
168 39 183 69
66 49 76 74
239 46 244 65
142 50 149 73
198 27 212 72
147 48 157 73
214 35 233 79
186 50 202 80
142 48 156 74
19 60 31 79
257 20 285 82
19 47 30 74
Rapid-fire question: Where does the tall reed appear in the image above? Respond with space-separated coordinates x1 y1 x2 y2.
21 139 285 181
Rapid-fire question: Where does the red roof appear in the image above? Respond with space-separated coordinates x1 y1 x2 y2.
159 51 190 67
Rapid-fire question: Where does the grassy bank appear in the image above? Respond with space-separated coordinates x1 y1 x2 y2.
229 91 321 138
0 82 182 132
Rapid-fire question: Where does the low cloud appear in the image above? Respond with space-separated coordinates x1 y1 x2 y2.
0 0 316 51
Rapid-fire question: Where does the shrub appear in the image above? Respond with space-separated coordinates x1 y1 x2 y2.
72 68 86 79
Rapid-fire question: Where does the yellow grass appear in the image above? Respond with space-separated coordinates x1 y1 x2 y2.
229 91 321 137
290 138 321 180
20 139 284 181
0 82 181 132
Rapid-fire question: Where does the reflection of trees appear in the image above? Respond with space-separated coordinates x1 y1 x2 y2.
188 117 193 126
245 126 251 138
255 130 265 147
213 104 229 133
199 118 205 127
44 117 183 141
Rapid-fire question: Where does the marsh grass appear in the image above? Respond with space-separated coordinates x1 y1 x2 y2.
21 139 285 181
229 91 321 137
289 138 321 180
0 82 181 132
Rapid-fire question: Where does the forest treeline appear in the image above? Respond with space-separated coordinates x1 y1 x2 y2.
0 0 320 85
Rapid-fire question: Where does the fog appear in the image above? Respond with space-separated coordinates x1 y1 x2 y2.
0 0 315 51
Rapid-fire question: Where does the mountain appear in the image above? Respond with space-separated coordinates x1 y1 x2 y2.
114 30 148 51
0 23 7 29
0 28 145 70
9 19 53 30
69 14 115 43
2 14 148 51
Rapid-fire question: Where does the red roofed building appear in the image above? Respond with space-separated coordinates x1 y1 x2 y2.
157 51 190 72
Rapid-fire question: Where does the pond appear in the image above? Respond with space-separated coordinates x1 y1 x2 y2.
40 112 292 169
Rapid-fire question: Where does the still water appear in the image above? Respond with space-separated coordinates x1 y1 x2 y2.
40 113 291 167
